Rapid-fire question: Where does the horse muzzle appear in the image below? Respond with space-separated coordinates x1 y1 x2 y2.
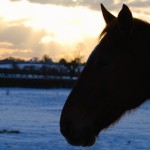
60 124 97 147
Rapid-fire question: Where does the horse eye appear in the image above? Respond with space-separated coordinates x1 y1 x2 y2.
99 60 109 66
96 59 110 70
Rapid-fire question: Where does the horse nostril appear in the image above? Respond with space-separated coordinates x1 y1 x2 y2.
81 130 97 146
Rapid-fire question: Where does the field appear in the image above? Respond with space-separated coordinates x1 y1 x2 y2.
0 88 149 150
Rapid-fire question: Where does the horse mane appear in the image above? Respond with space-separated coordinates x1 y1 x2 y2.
99 18 150 41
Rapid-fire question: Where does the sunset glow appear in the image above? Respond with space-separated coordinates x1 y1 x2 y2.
0 0 149 61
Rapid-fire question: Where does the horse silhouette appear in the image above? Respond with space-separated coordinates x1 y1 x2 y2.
60 4 150 147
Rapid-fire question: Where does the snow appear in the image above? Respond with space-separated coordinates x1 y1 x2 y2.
0 88 149 150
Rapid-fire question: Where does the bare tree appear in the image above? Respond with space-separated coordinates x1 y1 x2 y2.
61 49 83 79
32 57 39 62
42 54 53 63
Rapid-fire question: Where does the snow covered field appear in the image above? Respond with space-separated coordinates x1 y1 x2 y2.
0 88 149 150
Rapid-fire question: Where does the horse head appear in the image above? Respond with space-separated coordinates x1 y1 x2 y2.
60 4 150 147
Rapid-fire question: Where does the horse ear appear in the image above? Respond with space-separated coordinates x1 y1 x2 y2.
117 4 133 35
101 3 116 25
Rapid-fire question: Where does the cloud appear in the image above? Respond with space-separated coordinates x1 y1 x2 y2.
0 42 14 48
0 18 92 61
0 19 47 59
10 0 20 1
4 0 150 61
9 0 150 11
9 0 150 22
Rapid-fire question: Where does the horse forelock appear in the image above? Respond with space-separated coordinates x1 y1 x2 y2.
99 18 150 42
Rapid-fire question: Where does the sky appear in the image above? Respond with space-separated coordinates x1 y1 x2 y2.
0 0 149 62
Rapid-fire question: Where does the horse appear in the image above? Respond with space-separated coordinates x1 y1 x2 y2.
60 4 150 147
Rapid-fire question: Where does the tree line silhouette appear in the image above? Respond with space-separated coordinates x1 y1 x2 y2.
0 54 84 80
